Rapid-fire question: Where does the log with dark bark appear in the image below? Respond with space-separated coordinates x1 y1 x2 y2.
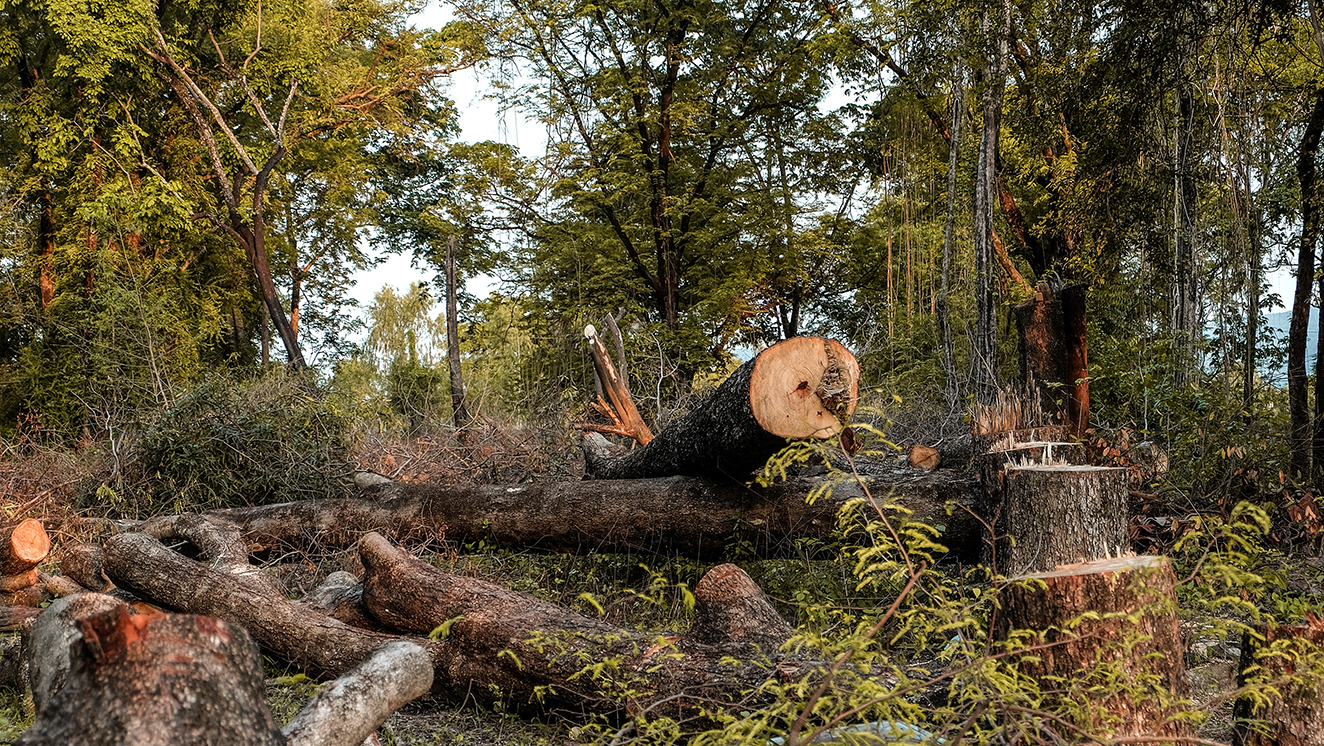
358 532 800 720
582 337 859 480
981 464 1129 575
100 514 426 679
300 570 380 630
17 606 286 746
0 519 49 576
993 555 1189 739
1233 622 1324 746
210 467 981 562
57 543 107 592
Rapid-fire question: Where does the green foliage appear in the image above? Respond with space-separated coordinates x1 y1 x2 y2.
129 371 353 516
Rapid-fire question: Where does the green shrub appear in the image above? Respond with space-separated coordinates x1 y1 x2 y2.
128 371 354 516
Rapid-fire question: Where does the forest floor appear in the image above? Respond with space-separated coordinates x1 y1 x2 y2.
0 413 1317 745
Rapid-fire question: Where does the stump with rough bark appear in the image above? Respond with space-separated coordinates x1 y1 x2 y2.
993 555 1189 739
982 464 1129 575
17 605 286 746
1233 623 1324 746
582 337 859 480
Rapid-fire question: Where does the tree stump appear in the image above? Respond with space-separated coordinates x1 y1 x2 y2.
982 464 1129 575
17 606 285 746
582 336 858 480
1233 623 1324 746
993 555 1189 738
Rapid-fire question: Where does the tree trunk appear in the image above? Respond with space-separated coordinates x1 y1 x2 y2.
1172 87 1200 386
100 515 420 679
1233 623 1324 746
17 605 286 746
982 464 1129 576
358 532 796 721
19 593 433 746
445 236 469 429
582 336 858 480
1013 284 1090 437
0 518 50 576
972 0 1009 406
1289 88 1324 478
57 543 106 592
993 555 1189 739
939 71 964 413
209 468 980 562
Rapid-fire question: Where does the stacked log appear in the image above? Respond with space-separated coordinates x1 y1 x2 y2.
97 514 802 723
993 555 1189 739
0 519 49 597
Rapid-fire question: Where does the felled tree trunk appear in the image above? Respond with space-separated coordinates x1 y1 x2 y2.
210 467 980 562
993 555 1189 739
57 544 106 592
982 464 1129 576
357 532 798 720
100 515 425 679
583 337 859 480
17 605 286 746
1233 623 1324 746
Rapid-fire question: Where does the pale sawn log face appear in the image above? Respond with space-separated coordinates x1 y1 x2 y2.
749 337 859 439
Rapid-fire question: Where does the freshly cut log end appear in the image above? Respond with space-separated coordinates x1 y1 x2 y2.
907 445 940 471
584 337 860 480
750 337 859 439
994 555 1188 738
0 519 50 576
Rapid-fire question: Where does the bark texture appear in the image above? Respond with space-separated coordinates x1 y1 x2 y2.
358 532 798 720
281 640 433 746
57 543 106 592
1233 624 1324 746
1014 283 1090 437
994 555 1189 739
100 515 423 679
982 465 1129 576
17 606 285 746
583 337 858 480
210 468 980 562
23 593 128 715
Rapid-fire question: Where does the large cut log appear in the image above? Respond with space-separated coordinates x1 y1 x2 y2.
981 464 1129 575
357 532 798 720
210 468 980 562
583 337 859 479
100 514 427 679
993 555 1189 739
17 605 286 746
23 593 129 715
1233 622 1324 745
